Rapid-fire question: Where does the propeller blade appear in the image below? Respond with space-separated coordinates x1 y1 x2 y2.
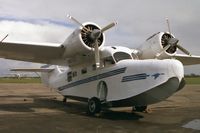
100 22 117 33
67 14 90 32
166 17 171 34
156 44 171 57
176 44 191 56
94 40 100 68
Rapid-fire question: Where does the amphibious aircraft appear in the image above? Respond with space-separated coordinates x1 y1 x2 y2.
0 15 200 115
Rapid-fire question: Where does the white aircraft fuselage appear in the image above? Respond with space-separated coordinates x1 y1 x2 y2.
45 46 185 108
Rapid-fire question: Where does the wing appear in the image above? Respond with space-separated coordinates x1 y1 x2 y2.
173 54 200 65
0 41 65 65
10 68 54 72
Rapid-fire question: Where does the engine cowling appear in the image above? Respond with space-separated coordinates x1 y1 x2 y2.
62 22 105 58
137 32 177 59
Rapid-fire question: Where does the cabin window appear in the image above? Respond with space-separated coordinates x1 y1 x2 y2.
81 68 87 74
67 72 72 82
113 52 132 62
72 71 77 77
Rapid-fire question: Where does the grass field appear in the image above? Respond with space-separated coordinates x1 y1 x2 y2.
0 77 41 83
185 77 200 84
0 77 199 84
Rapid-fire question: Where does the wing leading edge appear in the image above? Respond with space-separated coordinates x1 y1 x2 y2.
173 54 200 65
0 41 65 65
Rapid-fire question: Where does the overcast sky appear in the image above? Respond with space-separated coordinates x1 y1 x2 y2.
0 0 199 75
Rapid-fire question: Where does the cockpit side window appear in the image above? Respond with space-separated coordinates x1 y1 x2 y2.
113 52 132 62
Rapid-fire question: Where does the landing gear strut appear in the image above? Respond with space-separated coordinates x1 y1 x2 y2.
63 97 67 103
133 106 147 112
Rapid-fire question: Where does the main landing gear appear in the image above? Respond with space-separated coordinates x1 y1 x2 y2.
86 81 108 115
87 97 101 115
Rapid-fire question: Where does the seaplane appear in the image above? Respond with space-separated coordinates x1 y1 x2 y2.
0 15 200 115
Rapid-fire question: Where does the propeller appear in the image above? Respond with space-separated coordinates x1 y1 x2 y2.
156 18 191 58
67 14 117 68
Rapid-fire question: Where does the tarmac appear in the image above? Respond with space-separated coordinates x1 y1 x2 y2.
0 83 200 133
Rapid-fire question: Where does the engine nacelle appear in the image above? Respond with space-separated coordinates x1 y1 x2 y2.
137 32 177 59
62 22 105 58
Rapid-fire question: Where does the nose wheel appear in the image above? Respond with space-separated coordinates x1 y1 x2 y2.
87 97 101 115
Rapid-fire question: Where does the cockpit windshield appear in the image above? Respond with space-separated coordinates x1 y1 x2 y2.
113 52 132 62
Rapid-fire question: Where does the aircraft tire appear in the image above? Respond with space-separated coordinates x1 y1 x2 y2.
87 97 101 115
134 106 147 112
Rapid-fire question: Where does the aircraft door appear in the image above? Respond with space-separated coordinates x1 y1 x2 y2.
97 81 108 102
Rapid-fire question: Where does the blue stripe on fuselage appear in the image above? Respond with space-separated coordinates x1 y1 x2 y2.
58 67 127 91
121 73 165 82
121 73 149 82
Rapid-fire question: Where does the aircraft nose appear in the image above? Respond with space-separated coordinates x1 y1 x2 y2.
169 59 184 82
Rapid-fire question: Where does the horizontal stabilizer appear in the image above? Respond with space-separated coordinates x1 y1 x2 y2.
10 68 54 72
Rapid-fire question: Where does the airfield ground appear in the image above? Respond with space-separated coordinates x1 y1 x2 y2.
0 82 200 133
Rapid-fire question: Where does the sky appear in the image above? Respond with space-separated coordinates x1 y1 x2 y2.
0 0 199 75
